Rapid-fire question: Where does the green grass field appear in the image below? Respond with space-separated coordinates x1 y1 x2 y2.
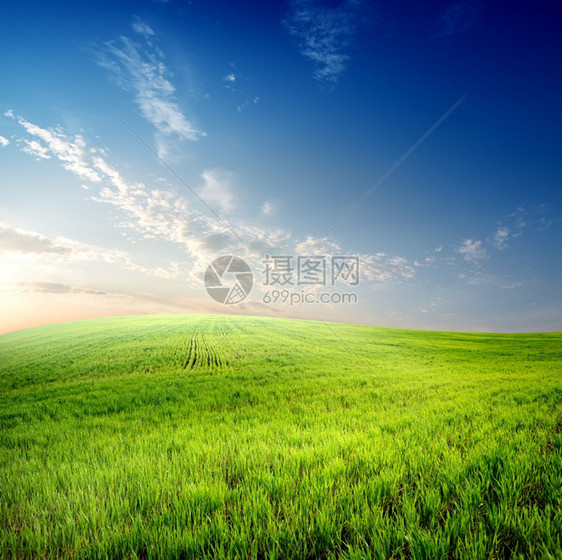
0 314 560 559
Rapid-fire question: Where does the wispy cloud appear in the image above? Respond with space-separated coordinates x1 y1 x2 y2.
295 236 416 283
131 16 155 40
5 112 101 181
510 206 527 229
198 169 235 215
97 21 203 157
284 0 365 83
21 139 51 159
498 203 559 239
4 111 213 277
0 223 146 272
458 238 487 265
235 96 261 113
535 206 557 231
416 297 442 315
0 135 9 147
294 235 342 255
0 225 71 255
362 254 416 282
261 201 273 215
457 271 495 285
6 112 239 278
9 112 425 290
221 66 260 113
0 223 188 310
490 226 510 250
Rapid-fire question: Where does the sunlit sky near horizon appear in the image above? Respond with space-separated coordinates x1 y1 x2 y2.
0 0 561 334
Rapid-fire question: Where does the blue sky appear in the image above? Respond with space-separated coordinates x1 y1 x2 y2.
0 0 561 333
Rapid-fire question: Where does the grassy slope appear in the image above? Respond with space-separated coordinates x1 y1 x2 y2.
0 314 560 559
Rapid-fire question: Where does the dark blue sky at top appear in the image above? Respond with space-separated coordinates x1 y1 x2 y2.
1 0 560 230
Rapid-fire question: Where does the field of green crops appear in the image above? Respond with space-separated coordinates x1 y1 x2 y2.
0 314 560 559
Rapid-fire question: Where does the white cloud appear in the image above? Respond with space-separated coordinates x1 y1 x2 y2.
284 0 364 83
295 235 341 255
491 226 510 250
21 139 51 159
362 254 416 282
458 238 487 264
293 236 416 283
0 135 9 148
98 29 203 157
11 113 422 289
7 111 101 182
508 203 559 234
221 68 260 113
198 169 235 215
0 225 71 255
131 17 154 39
261 201 273 215
0 223 146 272
510 206 527 229
9 113 245 279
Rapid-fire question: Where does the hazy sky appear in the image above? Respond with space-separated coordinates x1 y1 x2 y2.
1 0 561 334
